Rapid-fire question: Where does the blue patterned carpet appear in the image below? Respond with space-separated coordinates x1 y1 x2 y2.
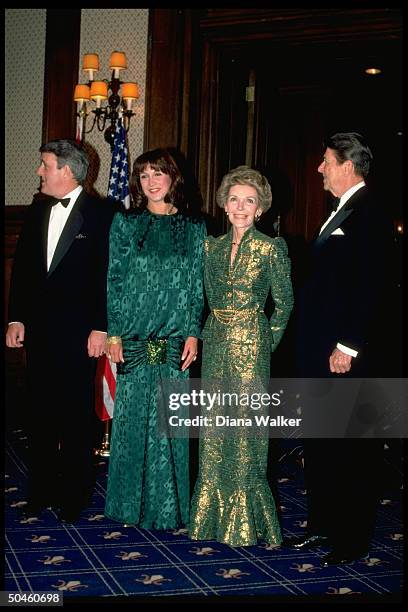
4 429 404 603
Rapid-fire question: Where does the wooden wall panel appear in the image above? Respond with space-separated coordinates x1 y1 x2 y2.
42 9 81 143
144 9 186 151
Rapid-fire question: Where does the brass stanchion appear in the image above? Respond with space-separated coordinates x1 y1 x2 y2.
95 419 111 457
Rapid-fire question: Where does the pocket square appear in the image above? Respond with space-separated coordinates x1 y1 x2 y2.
331 228 344 236
75 233 87 239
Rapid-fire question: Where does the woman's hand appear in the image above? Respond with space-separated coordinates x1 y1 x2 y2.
181 336 198 371
107 342 124 363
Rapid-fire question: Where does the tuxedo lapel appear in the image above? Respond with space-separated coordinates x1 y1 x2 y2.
314 186 368 247
47 194 86 277
315 207 353 246
41 204 52 273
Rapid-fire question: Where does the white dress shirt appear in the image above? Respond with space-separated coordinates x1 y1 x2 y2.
319 181 365 235
47 185 83 271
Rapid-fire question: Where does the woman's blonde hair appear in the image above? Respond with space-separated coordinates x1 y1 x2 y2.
216 165 272 211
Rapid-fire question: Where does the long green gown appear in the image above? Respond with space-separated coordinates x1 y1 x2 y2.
189 226 294 546
104 208 205 528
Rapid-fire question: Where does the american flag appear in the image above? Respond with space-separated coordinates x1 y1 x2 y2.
95 117 130 421
107 117 131 210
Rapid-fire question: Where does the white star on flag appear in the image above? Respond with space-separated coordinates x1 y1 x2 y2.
106 119 130 210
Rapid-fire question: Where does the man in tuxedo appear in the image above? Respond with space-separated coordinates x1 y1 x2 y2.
287 132 391 565
6 139 114 523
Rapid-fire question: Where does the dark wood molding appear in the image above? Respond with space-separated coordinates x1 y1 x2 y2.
42 9 81 143
198 8 402 43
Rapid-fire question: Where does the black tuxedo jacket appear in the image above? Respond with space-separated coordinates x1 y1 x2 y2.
296 186 392 376
9 190 114 355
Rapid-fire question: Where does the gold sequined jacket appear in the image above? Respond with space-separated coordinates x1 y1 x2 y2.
202 227 294 356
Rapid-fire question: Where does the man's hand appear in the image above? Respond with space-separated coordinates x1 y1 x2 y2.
87 330 107 358
329 347 352 374
6 322 25 348
181 336 198 371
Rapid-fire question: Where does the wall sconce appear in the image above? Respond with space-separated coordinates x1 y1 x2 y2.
364 67 382 75
394 220 403 235
74 51 139 150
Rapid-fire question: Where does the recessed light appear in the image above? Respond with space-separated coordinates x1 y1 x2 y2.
365 67 382 75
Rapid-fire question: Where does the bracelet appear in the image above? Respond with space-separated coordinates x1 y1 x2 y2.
106 336 122 345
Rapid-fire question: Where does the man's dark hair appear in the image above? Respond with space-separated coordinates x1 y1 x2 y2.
324 132 373 178
40 139 89 184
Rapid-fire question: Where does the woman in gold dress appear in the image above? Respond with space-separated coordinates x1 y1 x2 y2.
189 165 294 546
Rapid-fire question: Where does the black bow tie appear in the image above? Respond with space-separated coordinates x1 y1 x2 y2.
50 197 70 208
332 197 340 212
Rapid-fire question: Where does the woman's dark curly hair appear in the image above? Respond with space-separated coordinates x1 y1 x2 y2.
130 148 189 213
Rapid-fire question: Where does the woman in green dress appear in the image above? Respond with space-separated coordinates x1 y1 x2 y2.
189 166 293 546
105 148 206 528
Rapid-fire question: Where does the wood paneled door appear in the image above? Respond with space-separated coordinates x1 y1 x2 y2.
212 37 402 239
146 8 402 243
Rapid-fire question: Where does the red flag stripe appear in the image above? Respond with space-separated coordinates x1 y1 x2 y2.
95 355 114 421
102 376 114 420
103 358 117 399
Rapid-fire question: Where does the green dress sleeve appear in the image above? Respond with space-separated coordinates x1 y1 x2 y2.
185 219 206 338
107 211 133 337
269 236 294 352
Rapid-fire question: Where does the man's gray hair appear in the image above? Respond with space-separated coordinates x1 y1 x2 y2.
40 139 89 184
